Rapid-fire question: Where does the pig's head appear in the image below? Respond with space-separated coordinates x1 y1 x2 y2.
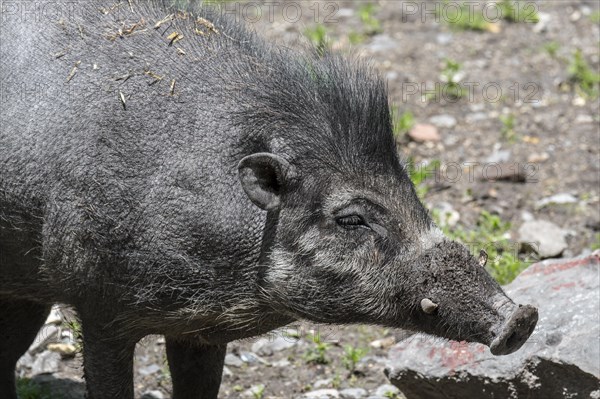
238 152 537 355
235 56 537 355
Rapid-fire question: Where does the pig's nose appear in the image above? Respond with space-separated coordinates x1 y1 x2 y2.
490 304 538 355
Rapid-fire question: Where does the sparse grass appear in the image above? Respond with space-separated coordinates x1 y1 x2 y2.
63 318 84 352
568 49 600 98
407 159 440 199
16 378 55 399
303 332 330 365
592 233 600 251
251 384 265 399
391 109 415 137
357 3 382 35
440 1 490 31
543 41 560 58
500 113 517 142
434 210 530 284
440 59 466 100
341 345 368 373
304 24 329 56
498 0 540 23
589 10 600 24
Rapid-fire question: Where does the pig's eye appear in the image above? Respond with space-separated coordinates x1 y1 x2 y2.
336 215 369 230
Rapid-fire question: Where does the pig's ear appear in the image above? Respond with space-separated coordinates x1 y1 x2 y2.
238 153 295 211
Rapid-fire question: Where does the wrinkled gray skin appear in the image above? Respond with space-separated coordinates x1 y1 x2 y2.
0 1 537 398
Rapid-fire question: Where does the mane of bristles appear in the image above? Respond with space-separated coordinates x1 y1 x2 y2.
150 0 400 175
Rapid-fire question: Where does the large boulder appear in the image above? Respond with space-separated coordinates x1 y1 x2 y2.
385 252 600 399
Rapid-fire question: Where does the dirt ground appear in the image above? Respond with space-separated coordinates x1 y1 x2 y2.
16 1 599 398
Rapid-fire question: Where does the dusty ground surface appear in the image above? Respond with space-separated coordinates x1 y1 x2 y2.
15 1 599 398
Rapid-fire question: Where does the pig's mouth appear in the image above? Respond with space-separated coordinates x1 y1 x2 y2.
489 304 538 355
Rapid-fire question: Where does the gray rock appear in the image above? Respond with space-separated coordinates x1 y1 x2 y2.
367 35 396 52
429 114 457 129
385 252 600 399
518 220 568 258
224 353 244 368
29 325 59 354
141 390 164 399
302 389 340 399
485 149 511 164
242 384 265 398
240 351 269 365
30 350 61 375
436 33 452 45
138 363 161 376
465 112 487 123
313 379 332 389
535 193 578 209
433 202 460 228
271 359 291 367
340 388 367 399
251 335 297 356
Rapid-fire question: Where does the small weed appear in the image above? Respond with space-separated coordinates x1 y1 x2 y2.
384 391 401 399
543 41 560 58
434 210 530 284
16 378 55 399
592 233 600 251
589 10 600 24
348 30 365 45
331 373 342 388
63 318 84 352
232 385 243 392
252 385 265 399
391 109 415 137
500 114 517 142
498 0 540 23
357 3 382 35
342 345 368 372
568 49 600 98
304 24 329 56
439 59 466 100
440 1 490 31
407 159 441 199
303 332 330 365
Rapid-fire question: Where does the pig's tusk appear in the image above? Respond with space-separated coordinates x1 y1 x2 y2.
479 249 488 267
421 298 438 314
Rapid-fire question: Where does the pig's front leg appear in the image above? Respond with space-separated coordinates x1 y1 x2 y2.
166 338 226 399
80 313 138 399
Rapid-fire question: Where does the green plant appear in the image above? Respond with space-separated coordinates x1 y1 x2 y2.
304 24 329 56
592 233 600 251
434 210 529 284
568 49 600 98
331 373 342 388
384 391 401 399
252 385 265 399
342 345 368 372
499 113 517 142
16 378 55 399
440 1 490 31
498 0 540 23
303 332 330 365
407 159 440 199
543 41 560 58
440 59 466 100
590 10 600 24
357 3 382 35
391 109 415 137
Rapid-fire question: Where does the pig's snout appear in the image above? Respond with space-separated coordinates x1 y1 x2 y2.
490 304 538 355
